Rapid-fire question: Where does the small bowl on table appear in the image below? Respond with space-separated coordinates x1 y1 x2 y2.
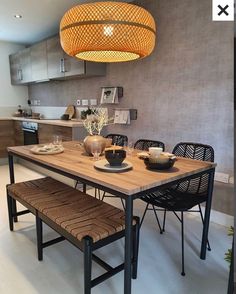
144 154 176 170
105 149 126 166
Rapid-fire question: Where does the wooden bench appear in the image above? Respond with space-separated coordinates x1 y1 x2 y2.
6 177 139 294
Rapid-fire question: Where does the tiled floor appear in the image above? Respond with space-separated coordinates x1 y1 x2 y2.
0 164 231 294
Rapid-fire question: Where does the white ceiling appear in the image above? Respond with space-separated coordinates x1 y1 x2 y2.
0 0 134 45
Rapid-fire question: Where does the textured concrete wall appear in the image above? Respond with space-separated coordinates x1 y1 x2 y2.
29 0 234 176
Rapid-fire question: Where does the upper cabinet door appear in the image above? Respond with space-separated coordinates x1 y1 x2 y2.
47 36 85 79
9 53 20 85
9 48 31 85
64 54 85 77
19 48 31 83
31 41 48 81
47 36 65 79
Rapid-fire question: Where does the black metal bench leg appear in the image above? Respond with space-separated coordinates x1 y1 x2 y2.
181 212 185 276
132 217 140 279
84 236 92 294
12 200 18 223
36 213 43 261
8 154 18 222
6 191 14 231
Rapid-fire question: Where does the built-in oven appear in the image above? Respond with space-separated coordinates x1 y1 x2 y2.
22 121 39 145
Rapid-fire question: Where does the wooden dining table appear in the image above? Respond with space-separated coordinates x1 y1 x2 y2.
7 141 216 294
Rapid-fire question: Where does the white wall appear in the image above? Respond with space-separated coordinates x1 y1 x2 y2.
0 41 28 116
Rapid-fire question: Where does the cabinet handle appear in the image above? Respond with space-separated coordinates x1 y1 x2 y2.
60 58 64 73
17 69 23 81
62 58 66 73
60 58 66 73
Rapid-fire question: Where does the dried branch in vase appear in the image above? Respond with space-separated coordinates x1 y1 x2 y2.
83 107 113 135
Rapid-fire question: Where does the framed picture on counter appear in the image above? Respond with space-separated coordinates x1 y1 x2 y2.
100 87 118 104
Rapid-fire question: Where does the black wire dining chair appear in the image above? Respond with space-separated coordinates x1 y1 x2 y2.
105 134 128 147
134 139 165 151
140 142 215 276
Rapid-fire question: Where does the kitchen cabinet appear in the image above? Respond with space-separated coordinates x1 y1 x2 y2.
9 36 106 84
9 48 31 85
30 41 48 81
47 35 106 79
0 120 14 158
38 124 72 144
14 121 24 146
46 36 65 79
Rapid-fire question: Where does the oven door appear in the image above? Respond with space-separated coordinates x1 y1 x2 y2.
22 128 39 145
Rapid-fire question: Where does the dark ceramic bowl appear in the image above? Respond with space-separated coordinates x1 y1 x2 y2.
144 157 176 170
105 149 126 166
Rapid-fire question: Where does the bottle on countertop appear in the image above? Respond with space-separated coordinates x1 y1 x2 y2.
27 99 32 117
17 105 23 115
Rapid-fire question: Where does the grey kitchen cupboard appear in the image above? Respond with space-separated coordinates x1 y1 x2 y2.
9 48 31 85
9 36 106 85
47 35 106 79
46 36 65 79
30 41 48 81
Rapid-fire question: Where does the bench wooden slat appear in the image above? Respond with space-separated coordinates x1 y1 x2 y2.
7 177 126 243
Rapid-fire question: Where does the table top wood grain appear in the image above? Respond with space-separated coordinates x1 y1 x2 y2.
8 141 216 196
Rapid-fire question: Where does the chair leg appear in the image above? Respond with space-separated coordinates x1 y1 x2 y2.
94 189 101 200
101 192 125 209
84 237 92 294
198 205 211 251
101 191 106 201
120 198 125 210
132 217 140 279
6 193 14 231
140 203 149 228
95 188 98 199
162 209 167 232
36 213 43 261
181 211 185 276
152 205 163 234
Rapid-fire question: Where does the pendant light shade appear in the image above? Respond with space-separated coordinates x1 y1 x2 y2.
60 1 156 63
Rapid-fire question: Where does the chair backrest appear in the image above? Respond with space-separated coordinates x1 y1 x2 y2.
105 134 128 146
172 142 214 194
134 139 165 151
172 142 214 162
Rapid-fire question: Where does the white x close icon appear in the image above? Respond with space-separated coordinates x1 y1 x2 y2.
212 0 234 21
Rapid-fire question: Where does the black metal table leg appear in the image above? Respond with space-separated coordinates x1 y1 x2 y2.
8 154 18 222
124 196 133 294
200 169 215 259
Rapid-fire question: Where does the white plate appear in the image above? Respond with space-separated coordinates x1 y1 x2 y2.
30 145 64 155
94 159 133 172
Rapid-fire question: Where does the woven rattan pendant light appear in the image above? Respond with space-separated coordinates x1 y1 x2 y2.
60 1 156 63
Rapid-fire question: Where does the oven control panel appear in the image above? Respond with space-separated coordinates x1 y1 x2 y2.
22 121 38 131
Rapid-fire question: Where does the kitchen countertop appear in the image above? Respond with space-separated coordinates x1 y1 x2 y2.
0 117 84 128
